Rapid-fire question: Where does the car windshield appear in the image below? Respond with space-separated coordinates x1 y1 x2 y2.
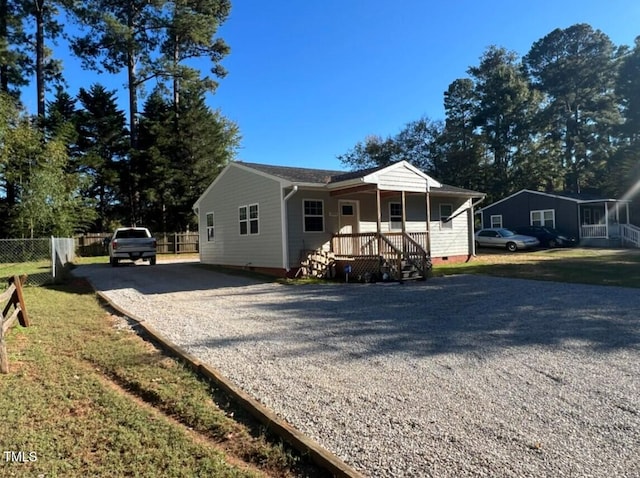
498 229 516 237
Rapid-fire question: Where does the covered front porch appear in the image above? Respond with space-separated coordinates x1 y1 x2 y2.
579 200 639 247
296 161 483 280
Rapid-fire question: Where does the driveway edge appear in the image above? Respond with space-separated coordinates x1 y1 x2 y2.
95 290 365 478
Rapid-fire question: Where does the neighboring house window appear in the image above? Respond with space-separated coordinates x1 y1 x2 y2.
389 202 402 230
304 199 324 232
239 204 259 235
531 209 555 228
490 215 503 228
206 212 214 242
440 203 453 229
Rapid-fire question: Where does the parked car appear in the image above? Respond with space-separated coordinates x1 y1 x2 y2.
475 228 540 252
511 225 577 248
108 227 157 266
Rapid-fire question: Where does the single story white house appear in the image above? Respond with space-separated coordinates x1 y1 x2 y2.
193 160 485 278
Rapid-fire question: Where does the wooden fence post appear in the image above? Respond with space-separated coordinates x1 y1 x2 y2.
1 275 30 373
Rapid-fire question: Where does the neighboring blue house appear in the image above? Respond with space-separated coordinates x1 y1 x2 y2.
478 189 640 247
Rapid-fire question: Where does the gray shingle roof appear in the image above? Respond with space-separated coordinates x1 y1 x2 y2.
239 162 344 184
237 161 484 196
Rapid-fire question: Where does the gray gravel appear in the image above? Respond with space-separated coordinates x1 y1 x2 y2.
78 261 640 478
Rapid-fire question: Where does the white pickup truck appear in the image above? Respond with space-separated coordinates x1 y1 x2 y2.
108 227 157 267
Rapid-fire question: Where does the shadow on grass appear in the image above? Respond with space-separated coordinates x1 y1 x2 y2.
435 252 640 288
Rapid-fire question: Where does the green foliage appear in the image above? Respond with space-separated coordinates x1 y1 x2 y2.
339 23 639 210
0 0 32 95
435 78 485 191
337 117 441 173
135 85 240 230
0 92 96 237
523 24 622 193
75 83 130 230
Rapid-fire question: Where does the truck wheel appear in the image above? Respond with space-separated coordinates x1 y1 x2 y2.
150 257 156 265
110 257 119 267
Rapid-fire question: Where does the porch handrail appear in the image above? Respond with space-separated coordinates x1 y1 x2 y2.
330 231 431 279
580 224 607 238
621 224 640 248
399 232 431 276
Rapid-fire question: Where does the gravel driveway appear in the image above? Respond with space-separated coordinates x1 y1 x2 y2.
78 261 640 478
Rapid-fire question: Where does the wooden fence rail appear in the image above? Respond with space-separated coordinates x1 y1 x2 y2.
1 275 30 373
75 232 199 256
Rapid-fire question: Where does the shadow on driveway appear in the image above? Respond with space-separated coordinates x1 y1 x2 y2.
188 275 640 359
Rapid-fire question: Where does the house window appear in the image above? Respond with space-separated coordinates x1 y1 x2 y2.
389 202 402 230
206 212 214 242
249 204 259 234
490 215 503 228
239 204 259 235
341 204 354 216
304 200 324 232
440 203 453 229
531 209 555 228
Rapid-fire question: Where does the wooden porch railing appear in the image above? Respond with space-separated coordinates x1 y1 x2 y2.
331 232 431 279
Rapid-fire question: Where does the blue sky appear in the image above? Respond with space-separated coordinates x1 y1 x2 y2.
32 1 640 172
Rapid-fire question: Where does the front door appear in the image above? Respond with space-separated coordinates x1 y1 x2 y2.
339 200 359 256
339 200 359 234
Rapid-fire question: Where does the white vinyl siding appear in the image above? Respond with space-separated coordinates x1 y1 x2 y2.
430 198 471 257
375 163 428 192
197 165 283 268
206 212 214 241
531 209 555 228
490 215 502 228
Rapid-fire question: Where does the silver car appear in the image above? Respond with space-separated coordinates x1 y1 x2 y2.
475 228 540 252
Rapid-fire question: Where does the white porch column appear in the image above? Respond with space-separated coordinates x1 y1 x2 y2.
425 190 431 254
605 204 609 238
401 190 407 233
627 203 630 224
376 187 382 254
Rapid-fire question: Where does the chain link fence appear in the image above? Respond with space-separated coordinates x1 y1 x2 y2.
0 238 76 286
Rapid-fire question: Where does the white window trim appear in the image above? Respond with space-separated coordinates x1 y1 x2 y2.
440 203 453 229
303 199 325 233
530 209 555 228
490 214 503 228
206 212 214 242
239 204 260 236
389 202 402 231
239 205 248 236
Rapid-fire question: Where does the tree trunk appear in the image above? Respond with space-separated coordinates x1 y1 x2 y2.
0 0 8 93
35 0 45 118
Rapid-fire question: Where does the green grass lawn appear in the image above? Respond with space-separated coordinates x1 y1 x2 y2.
433 247 640 288
0 278 322 478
